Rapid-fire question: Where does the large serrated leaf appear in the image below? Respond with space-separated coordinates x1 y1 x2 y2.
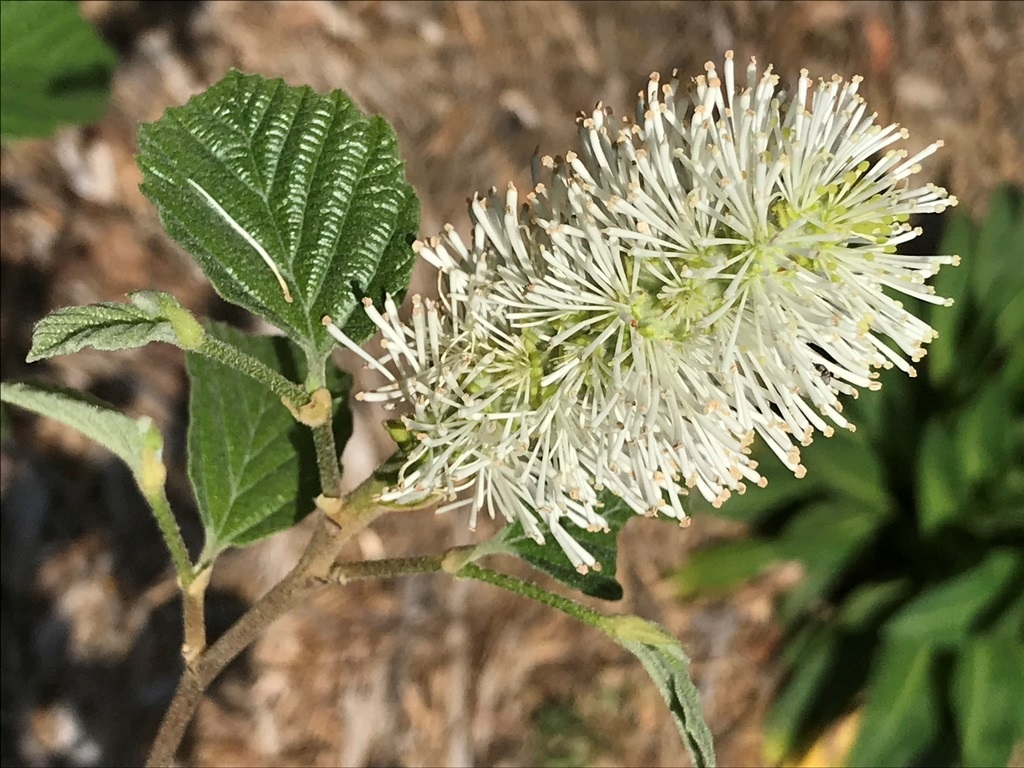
496 491 642 601
27 291 190 361
846 639 942 767
0 0 115 139
953 638 1024 768
137 70 419 358
186 323 325 557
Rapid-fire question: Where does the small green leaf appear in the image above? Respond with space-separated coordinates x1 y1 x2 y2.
496 491 641 601
186 323 322 557
137 70 420 359
916 419 964 534
953 638 1024 768
846 639 942 767
618 638 716 768
1 381 152 475
0 381 194 580
598 617 715 766
27 291 199 361
0 0 116 139
885 550 1022 645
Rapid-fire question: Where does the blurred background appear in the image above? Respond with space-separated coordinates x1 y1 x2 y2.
1 2 1022 766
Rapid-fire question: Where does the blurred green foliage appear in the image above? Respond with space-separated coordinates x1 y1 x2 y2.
676 186 1024 767
0 0 115 140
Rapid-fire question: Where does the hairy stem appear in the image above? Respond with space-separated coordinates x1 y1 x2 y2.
312 422 343 499
197 333 309 408
456 562 603 624
142 483 195 587
326 546 479 583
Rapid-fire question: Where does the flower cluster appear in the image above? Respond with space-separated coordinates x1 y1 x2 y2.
325 52 957 571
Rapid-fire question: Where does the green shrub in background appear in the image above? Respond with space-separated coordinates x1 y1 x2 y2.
676 186 1024 768
0 0 115 140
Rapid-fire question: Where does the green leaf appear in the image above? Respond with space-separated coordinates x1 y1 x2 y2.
0 380 153 474
617 637 716 768
873 364 922 470
0 0 115 139
0 381 194 580
136 70 420 359
995 282 1024 352
953 638 1024 768
27 291 199 361
885 550 1022 645
186 323 322 557
846 639 942 767
986 590 1024 640
916 419 964 535
496 492 647 601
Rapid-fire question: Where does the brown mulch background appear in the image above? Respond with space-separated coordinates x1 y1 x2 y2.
2 2 1021 766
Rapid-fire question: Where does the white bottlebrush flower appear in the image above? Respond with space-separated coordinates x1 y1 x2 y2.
323 226 617 573
327 52 956 569
559 51 957 457
325 182 760 573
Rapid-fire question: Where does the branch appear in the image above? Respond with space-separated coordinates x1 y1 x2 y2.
181 567 212 666
145 474 393 768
